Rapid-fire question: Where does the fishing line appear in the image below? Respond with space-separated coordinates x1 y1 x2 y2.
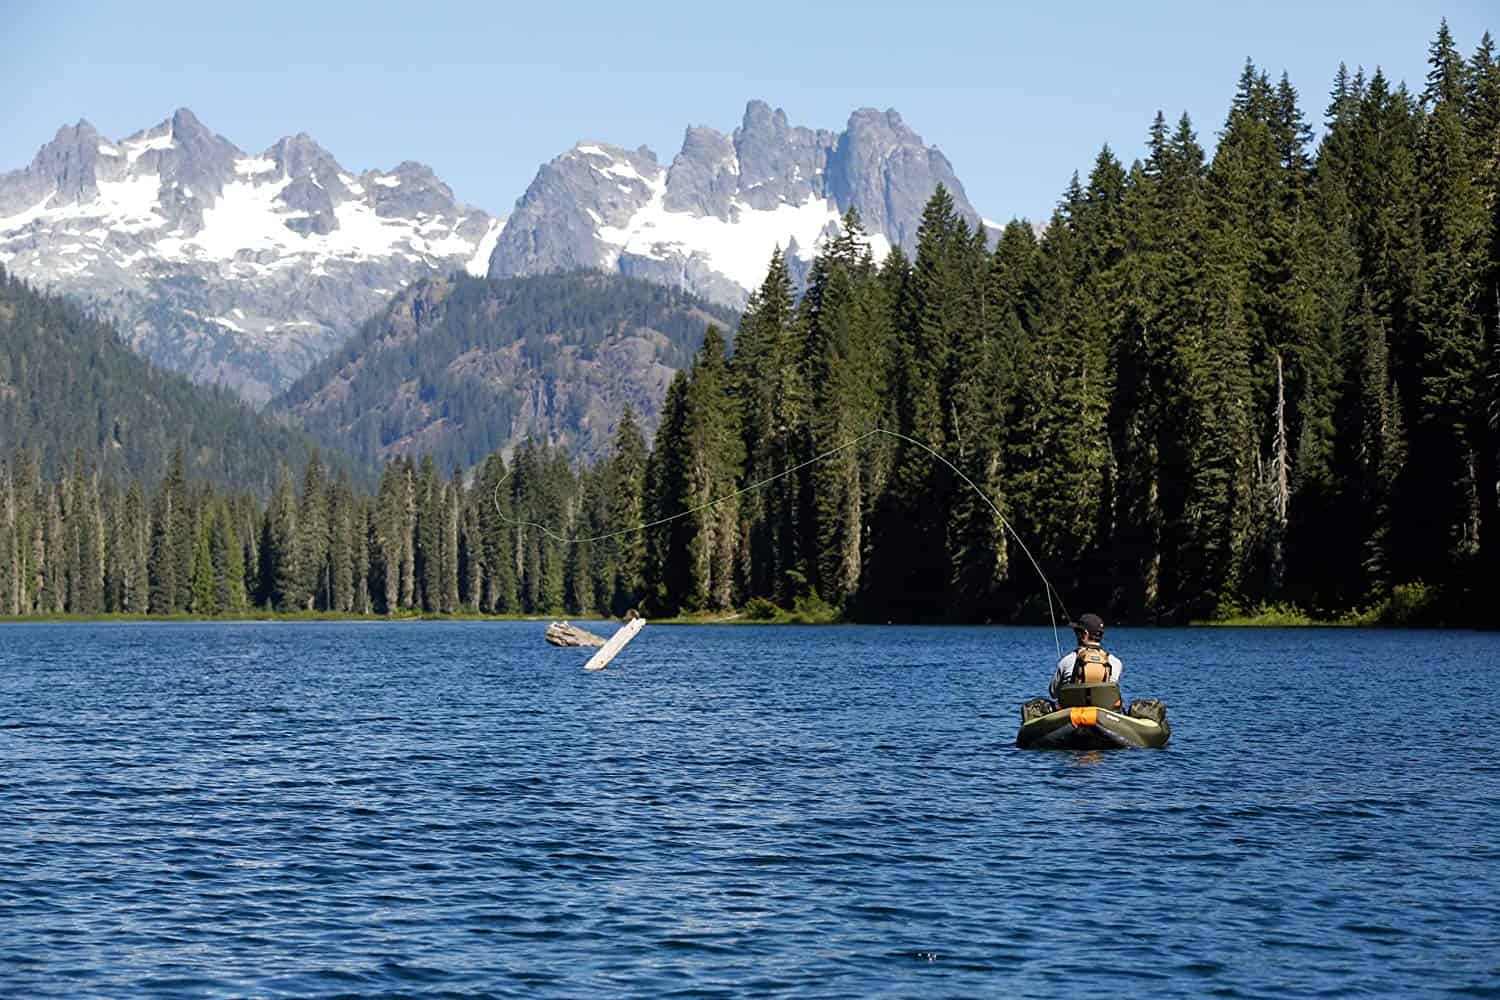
493 428 1071 656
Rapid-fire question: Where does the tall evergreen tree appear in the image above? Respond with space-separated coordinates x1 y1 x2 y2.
730 249 806 603
644 374 693 615
263 465 299 611
601 408 648 615
867 185 972 620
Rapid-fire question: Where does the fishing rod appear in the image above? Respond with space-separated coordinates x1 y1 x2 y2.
493 427 1072 657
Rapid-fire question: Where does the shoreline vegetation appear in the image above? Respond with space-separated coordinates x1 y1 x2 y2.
3 25 1497 629
0 581 1449 627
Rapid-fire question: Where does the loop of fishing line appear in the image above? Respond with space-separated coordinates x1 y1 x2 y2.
493 428 1070 657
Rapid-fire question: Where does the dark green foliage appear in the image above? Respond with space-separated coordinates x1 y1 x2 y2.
0 436 603 618
729 250 806 605
0 267 337 492
631 22 1497 624
597 408 648 615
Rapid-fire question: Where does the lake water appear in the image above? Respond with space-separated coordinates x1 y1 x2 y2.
2 621 1498 998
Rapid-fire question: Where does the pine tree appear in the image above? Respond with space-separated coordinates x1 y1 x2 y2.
537 448 572 613
353 499 372 615
458 474 482 611
476 453 518 613
1411 20 1489 585
15 451 41 615
399 459 417 610
39 485 64 614
416 455 440 612
296 450 330 610
673 327 744 611
213 500 248 613
1472 33 1500 617
1130 111 1213 619
148 480 178 613
603 408 647 615
959 220 1040 613
264 466 299 611
65 454 105 614
0 462 17 616
328 473 356 613
1009 150 1123 613
442 467 462 613
119 482 150 612
730 249 805 604
868 186 972 620
565 465 601 616
804 211 886 611
644 374 692 615
1277 64 1367 609
190 518 216 615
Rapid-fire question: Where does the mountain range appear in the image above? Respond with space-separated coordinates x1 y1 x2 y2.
0 109 500 404
1 100 991 454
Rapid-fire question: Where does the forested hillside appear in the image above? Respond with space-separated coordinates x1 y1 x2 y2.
273 271 739 471
5 24 1496 623
0 267 331 491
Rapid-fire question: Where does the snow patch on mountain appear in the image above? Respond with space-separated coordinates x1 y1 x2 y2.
236 156 276 176
124 130 174 164
593 163 885 290
0 174 167 236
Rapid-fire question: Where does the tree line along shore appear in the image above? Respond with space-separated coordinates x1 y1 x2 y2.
2 24 1497 626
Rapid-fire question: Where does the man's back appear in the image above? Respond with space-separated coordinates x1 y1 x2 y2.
1050 642 1123 699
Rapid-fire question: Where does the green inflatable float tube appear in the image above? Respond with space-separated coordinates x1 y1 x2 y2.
1016 682 1171 750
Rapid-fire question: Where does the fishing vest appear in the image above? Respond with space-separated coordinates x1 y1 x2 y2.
1069 644 1113 684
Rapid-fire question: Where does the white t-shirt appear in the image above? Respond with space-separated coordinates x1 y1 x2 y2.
1050 646 1124 699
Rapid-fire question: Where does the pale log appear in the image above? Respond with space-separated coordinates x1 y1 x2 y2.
545 621 607 647
583 616 647 671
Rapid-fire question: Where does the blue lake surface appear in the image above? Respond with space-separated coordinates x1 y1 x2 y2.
2 621 1498 998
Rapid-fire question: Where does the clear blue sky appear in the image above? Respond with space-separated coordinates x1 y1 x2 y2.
3 1 1493 223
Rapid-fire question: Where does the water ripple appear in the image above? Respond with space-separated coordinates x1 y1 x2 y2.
1 621 1497 997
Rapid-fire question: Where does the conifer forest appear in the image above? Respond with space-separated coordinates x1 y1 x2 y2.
3 26 1498 624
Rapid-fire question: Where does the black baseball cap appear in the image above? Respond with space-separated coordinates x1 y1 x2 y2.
1069 613 1105 634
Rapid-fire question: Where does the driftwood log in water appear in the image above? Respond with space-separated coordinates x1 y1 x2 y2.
583 616 646 671
545 621 607 647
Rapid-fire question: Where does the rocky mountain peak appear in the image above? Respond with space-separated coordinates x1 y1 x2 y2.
167 107 217 144
663 126 738 218
827 106 966 250
738 99 794 139
51 118 103 152
845 106 907 133
267 133 348 233
270 132 339 175
730 100 832 212
13 120 110 210
489 100 982 308
367 161 462 218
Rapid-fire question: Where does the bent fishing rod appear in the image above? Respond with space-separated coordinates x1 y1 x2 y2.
492 427 1074 656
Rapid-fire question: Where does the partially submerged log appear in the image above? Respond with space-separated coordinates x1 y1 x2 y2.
583 615 647 672
545 621 606 648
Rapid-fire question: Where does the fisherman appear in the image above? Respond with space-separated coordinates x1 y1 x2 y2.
1049 612 1122 700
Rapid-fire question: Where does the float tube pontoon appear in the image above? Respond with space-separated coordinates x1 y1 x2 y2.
1016 682 1170 749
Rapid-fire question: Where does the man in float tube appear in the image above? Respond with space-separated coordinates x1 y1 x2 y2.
1049 612 1123 701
